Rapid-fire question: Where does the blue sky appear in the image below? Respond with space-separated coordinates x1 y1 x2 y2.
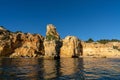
0 0 120 41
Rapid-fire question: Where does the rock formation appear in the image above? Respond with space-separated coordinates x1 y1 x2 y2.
10 33 44 58
0 26 13 56
0 26 44 58
44 24 62 59
44 40 62 59
82 42 120 58
0 24 120 58
46 24 60 40
60 36 83 57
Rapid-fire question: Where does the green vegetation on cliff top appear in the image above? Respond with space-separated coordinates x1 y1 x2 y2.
86 38 120 44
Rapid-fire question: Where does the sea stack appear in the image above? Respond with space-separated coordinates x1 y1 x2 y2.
44 24 62 59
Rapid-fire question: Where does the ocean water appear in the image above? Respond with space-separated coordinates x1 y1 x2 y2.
0 57 120 80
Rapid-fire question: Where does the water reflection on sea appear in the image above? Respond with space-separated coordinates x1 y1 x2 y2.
0 57 120 80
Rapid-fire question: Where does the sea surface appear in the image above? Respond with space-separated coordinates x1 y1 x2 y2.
0 57 120 80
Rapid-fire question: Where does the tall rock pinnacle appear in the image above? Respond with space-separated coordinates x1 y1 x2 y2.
44 24 62 59
46 24 60 40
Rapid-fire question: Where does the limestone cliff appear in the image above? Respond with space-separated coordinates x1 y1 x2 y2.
60 36 83 57
0 26 44 58
44 24 62 59
44 40 62 59
0 26 13 56
0 25 120 58
82 42 120 58
10 33 44 58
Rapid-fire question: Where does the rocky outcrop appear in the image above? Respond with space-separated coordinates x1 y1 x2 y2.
44 40 62 59
0 25 83 58
10 33 44 58
60 36 83 58
82 42 120 58
0 26 13 56
0 26 44 58
1 24 120 58
44 24 62 59
44 25 83 58
46 24 60 40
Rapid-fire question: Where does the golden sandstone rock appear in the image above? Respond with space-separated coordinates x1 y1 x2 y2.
60 36 83 58
46 24 60 40
10 33 44 58
44 40 61 59
82 42 120 58
0 25 120 58
0 26 44 58
44 24 61 59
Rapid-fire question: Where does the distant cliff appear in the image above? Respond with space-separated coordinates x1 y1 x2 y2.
0 25 120 58
82 42 120 58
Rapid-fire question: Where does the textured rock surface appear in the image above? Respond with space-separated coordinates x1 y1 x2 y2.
0 26 13 56
82 42 120 58
0 26 44 58
46 24 60 40
44 40 61 58
10 33 44 58
60 36 83 57
44 24 62 58
0 25 120 58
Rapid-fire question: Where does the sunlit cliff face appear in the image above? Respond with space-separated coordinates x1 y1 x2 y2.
60 36 83 57
82 42 120 58
0 24 120 58
46 24 60 40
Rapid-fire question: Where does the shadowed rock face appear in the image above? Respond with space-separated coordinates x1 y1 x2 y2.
60 36 83 58
0 26 13 56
